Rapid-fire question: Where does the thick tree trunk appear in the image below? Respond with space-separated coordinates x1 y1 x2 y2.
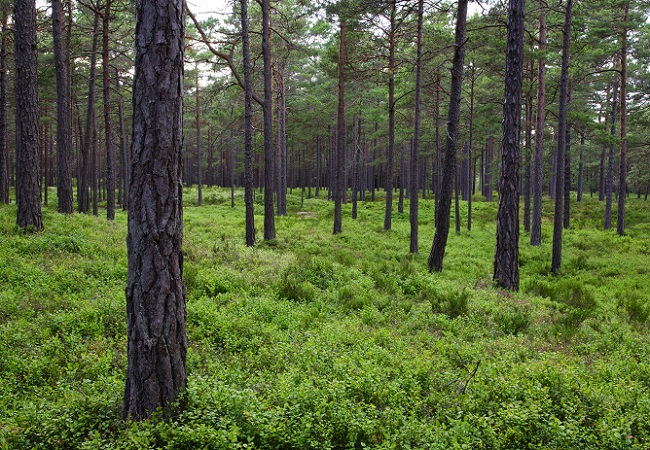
241 0 255 246
494 0 525 291
617 4 628 236
124 0 186 420
102 0 115 220
410 0 423 252
550 0 573 275
262 0 275 240
530 9 546 246
428 0 467 272
14 0 42 230
0 8 8 204
52 0 73 214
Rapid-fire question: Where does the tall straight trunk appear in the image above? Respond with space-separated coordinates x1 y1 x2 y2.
52 0 73 214
550 0 573 275
410 0 423 253
523 59 533 233
262 0 275 240
275 64 287 216
384 0 396 231
604 79 618 230
467 66 475 231
125 0 186 420
118 97 128 210
333 18 346 234
241 0 255 246
398 143 404 214
316 135 321 196
352 116 360 220
79 12 99 213
428 0 467 272
14 0 42 230
577 131 584 201
455 160 461 234
195 67 202 206
617 4 628 236
530 9 546 246
43 125 48 206
102 0 115 220
494 0 525 291
92 107 98 216
434 70 441 222
485 137 493 201
563 123 571 229
0 7 8 204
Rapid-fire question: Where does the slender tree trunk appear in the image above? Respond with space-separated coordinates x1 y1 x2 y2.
352 116 360 220
530 9 546 246
52 0 73 213
0 7 9 204
262 0 275 240
124 0 186 420
195 67 202 206
434 71 441 223
523 59 533 233
467 66 475 231
494 0 525 291
102 0 115 220
485 137 493 201
563 121 571 229
605 79 619 230
617 3 628 236
241 0 255 246
334 18 346 234
550 0 573 275
384 0 396 231
410 0 423 252
14 0 42 230
398 143 404 214
577 131 584 201
428 0 467 272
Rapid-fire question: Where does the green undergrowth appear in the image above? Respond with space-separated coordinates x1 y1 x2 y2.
1 190 650 449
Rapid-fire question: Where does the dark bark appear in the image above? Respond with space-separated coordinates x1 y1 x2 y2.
14 0 42 230
530 9 546 245
604 79 618 230
92 105 99 216
384 0 396 231
275 64 287 216
262 0 275 240
434 71 441 223
523 59 533 233
563 125 571 229
52 0 73 214
576 132 584 201
428 0 467 272
410 0 422 253
398 143 404 214
333 18 345 234
124 0 187 420
493 0 525 291
467 65 476 231
485 137 493 201
195 68 202 206
0 8 8 204
241 0 255 246
352 116 360 220
102 0 115 220
550 0 573 275
617 4 628 236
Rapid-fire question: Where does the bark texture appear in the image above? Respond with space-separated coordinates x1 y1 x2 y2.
530 9 546 246
617 4 628 236
262 0 275 240
241 0 255 246
102 0 115 220
52 0 73 214
333 18 346 234
124 0 187 420
428 0 467 272
14 0 42 230
410 0 423 253
0 8 8 204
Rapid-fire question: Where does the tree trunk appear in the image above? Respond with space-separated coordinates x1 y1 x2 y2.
384 0 396 231
604 79 618 230
467 65 475 231
352 116 360 220
576 131 584 201
398 143 404 214
195 67 202 206
563 123 571 229
262 0 275 240
14 0 42 230
530 9 546 246
102 0 115 220
485 137 493 201
550 0 573 275
124 0 187 420
617 3 628 236
241 0 255 246
523 58 533 233
333 18 346 234
0 7 8 204
410 0 423 253
428 0 467 272
493 0 525 291
52 0 73 214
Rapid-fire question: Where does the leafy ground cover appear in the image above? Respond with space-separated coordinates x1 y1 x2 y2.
1 188 649 449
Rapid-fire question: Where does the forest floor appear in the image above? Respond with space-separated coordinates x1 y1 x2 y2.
1 187 649 449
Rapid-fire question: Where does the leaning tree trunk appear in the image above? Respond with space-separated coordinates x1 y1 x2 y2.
0 7 8 204
617 3 628 236
102 0 115 220
409 0 423 253
241 0 255 246
550 0 573 275
14 0 42 230
428 0 467 272
52 0 73 214
530 9 546 246
124 0 187 420
493 0 525 291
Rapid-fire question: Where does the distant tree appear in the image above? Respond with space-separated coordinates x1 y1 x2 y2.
124 0 187 420
428 0 467 272
14 0 42 230
52 0 73 214
551 0 573 275
493 0 525 291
